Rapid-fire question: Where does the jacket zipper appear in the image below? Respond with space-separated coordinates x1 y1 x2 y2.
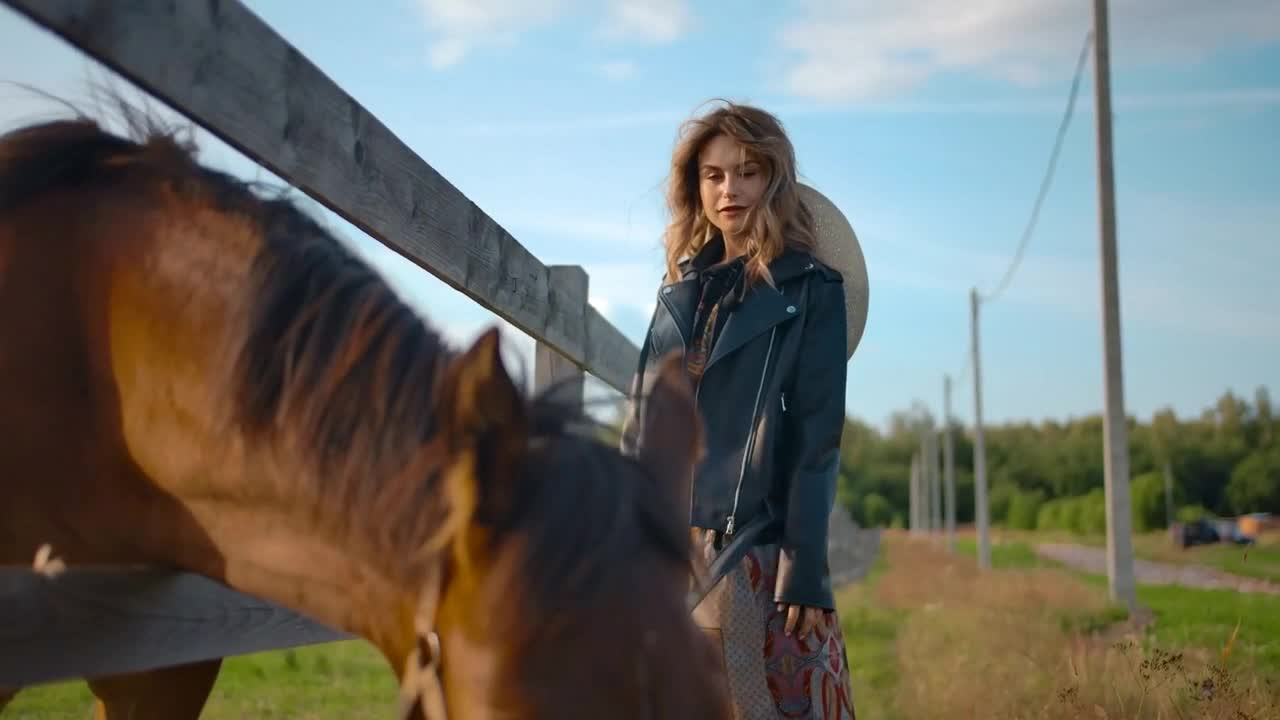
725 327 777 536
691 375 702 523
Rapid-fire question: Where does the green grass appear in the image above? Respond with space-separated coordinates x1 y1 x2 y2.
1071 571 1280 676
1161 541 1280 584
953 536 1062 570
2 640 397 719
963 534 1280 677
1054 602 1131 636
835 553 901 720
1142 583 1280 674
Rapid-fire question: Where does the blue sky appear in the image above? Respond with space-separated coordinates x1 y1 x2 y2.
1 0 1277 432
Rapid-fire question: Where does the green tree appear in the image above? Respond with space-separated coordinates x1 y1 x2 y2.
1225 445 1280 514
1006 489 1045 531
1131 471 1180 532
834 385 1272 536
1255 386 1273 446
861 493 893 527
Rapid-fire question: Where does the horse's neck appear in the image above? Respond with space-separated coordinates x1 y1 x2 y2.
114 432 423 658
98 243 428 668
186 494 422 660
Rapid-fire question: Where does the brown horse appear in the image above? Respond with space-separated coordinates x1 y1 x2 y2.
0 115 729 720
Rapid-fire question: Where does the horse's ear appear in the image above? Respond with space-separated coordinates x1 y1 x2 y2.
635 351 702 516
437 327 525 446
433 327 527 532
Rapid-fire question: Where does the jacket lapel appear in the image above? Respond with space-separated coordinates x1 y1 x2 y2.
704 249 816 371
705 283 797 371
653 238 815 368
655 277 700 351
653 236 726 352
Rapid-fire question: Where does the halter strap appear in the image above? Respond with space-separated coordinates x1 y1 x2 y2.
398 561 449 720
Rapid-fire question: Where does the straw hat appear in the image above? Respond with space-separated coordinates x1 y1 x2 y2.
798 184 869 361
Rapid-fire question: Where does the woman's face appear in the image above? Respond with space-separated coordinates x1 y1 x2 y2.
697 133 767 244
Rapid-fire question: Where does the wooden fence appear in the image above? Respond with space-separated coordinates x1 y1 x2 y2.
0 0 641 688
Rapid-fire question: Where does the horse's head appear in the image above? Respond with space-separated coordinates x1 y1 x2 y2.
402 328 728 719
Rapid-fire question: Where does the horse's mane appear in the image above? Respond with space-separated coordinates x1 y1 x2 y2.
0 110 691 641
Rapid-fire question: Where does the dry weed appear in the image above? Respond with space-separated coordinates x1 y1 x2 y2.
878 533 1280 720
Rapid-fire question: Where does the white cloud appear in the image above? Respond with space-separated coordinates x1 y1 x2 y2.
413 0 569 68
595 59 638 81
601 0 693 43
778 0 1280 102
411 0 692 68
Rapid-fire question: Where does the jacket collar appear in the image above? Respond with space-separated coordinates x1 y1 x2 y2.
677 234 820 286
660 233 819 371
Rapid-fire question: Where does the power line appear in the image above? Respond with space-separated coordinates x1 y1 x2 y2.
979 30 1095 303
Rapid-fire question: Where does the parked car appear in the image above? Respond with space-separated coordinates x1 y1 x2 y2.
1171 518 1220 548
1170 516 1256 549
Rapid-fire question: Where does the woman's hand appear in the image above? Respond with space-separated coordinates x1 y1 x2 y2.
776 603 825 639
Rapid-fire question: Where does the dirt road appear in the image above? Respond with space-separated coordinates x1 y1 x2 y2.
1035 543 1280 595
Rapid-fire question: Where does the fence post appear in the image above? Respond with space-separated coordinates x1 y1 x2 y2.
534 265 588 409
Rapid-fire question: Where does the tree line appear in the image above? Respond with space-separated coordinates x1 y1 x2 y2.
838 386 1279 533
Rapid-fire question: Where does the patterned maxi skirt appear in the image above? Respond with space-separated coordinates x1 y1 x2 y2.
692 530 857 720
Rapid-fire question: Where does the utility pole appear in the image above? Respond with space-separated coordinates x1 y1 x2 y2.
921 448 929 533
919 432 932 532
909 452 920 535
929 423 942 535
944 374 957 552
970 288 991 570
1092 0 1137 611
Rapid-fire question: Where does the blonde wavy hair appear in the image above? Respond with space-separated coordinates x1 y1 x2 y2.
662 100 817 286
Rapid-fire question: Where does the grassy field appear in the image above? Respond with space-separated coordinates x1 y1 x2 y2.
1131 531 1280 584
953 535 1280 675
8 531 1280 719
847 532 1280 719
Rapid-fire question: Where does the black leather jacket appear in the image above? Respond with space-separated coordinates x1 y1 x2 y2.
621 236 847 610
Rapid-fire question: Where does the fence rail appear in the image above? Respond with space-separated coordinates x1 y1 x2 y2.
2 0 639 393
0 566 352 687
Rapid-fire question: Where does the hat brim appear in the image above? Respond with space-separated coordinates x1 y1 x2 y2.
798 183 869 362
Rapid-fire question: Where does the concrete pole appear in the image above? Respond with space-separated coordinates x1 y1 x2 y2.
909 452 920 535
921 430 931 527
918 434 931 532
944 375 957 551
1091 0 1138 611
929 425 942 534
970 288 991 570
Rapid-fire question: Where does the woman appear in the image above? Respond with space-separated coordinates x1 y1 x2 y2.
621 100 860 719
